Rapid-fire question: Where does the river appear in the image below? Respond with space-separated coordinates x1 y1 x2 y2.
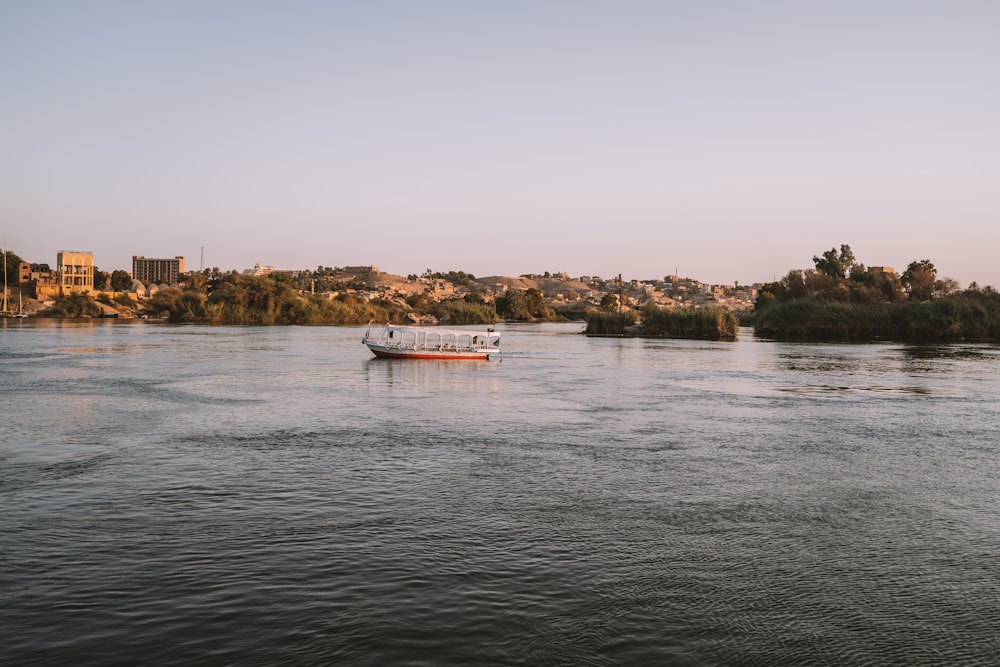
1 320 998 665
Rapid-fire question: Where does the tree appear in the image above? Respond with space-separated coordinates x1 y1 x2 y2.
524 288 545 315
3 249 24 287
902 260 937 301
181 270 206 292
93 267 109 291
496 288 545 320
849 266 905 303
406 292 433 310
600 293 622 312
496 289 528 320
755 287 776 311
813 244 856 279
428 270 476 286
110 270 132 292
935 277 960 298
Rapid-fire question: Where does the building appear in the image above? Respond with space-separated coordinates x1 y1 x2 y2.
343 265 380 277
243 263 276 277
28 263 51 280
133 256 185 285
242 264 304 279
56 251 95 296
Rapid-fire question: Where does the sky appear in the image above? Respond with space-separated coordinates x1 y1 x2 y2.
3 1 998 286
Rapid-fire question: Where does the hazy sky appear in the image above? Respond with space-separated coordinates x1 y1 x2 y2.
3 1 998 285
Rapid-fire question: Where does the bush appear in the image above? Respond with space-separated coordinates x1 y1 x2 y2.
39 295 103 318
639 306 738 339
584 311 639 335
427 299 497 325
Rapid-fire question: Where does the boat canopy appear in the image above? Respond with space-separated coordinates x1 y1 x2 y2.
382 325 498 347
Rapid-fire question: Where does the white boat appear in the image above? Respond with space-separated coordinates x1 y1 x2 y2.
362 323 501 360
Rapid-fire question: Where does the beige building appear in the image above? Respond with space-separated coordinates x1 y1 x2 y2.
55 251 95 296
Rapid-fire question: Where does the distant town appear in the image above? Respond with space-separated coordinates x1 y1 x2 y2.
6 246 1000 344
2 249 761 318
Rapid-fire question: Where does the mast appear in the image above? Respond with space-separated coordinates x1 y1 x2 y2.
618 273 623 313
2 241 8 313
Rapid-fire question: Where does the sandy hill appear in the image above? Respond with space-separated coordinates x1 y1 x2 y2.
478 276 594 298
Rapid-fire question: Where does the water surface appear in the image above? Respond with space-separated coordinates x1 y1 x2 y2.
2 320 998 665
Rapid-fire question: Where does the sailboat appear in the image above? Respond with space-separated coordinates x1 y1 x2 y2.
2 243 27 318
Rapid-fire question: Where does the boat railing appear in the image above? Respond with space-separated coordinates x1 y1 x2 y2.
367 326 500 354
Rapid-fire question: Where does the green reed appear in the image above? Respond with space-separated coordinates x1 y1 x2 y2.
755 292 1000 341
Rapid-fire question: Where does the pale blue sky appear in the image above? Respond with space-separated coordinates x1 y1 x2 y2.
3 1 998 285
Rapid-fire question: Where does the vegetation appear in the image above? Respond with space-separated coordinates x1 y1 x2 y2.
21 243 998 341
146 274 388 325
137 272 498 325
496 288 560 321
812 244 855 279
426 270 477 286
93 267 109 291
755 290 1000 341
584 310 639 335
755 244 1000 341
755 299 894 340
424 298 497 325
600 293 623 311
554 303 598 321
585 306 737 339
3 249 24 287
110 270 133 291
639 305 739 339
38 294 104 318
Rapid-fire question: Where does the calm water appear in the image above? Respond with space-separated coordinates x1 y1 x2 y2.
2 320 998 666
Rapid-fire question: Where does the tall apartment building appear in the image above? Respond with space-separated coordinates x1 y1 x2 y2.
57 251 95 295
133 256 185 285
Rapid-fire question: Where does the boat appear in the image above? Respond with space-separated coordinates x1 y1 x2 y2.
362 323 501 360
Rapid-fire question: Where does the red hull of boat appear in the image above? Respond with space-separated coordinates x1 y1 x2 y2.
369 346 491 360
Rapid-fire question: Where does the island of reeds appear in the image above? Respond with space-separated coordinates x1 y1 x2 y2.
585 305 739 340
